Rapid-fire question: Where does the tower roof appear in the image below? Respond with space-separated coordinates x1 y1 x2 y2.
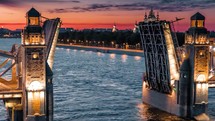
148 8 156 20
27 7 40 17
191 12 205 20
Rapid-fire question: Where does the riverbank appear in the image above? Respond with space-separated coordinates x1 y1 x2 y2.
57 44 144 57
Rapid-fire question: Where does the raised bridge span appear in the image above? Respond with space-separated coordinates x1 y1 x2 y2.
0 8 61 121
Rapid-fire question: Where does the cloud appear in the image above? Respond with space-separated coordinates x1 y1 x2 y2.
48 0 215 13
0 0 22 7
0 0 80 7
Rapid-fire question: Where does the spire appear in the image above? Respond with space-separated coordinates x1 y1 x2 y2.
144 12 147 22
157 12 159 21
148 8 155 17
147 8 157 21
112 22 117 32
144 12 147 19
133 21 139 33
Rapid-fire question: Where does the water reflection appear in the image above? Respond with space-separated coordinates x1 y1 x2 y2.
86 51 93 54
121 54 127 62
137 103 188 121
134 56 141 61
109 53 116 59
97 52 104 57
66 48 70 53
80 50 85 52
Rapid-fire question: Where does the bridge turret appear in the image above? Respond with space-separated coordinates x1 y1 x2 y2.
22 7 45 46
0 7 61 121
185 12 209 45
26 8 41 26
182 12 210 119
22 8 47 121
190 12 205 28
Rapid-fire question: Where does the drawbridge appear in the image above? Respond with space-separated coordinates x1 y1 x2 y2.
139 20 180 94
139 10 211 120
0 8 61 121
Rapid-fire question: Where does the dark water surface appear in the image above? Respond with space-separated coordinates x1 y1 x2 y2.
0 39 214 121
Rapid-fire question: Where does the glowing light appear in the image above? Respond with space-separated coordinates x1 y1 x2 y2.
28 92 33 99
25 41 29 45
208 73 213 79
110 53 115 59
97 52 102 56
40 91 44 99
121 54 127 62
209 84 215 88
41 39 45 45
134 56 141 61
213 48 215 52
182 53 186 58
4 94 12 98
32 53 39 59
171 80 175 86
28 81 43 91
164 25 179 81
196 74 206 82
13 94 22 98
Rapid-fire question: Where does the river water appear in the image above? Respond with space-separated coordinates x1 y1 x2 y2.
0 39 214 121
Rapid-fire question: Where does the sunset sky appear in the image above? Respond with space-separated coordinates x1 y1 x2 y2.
0 0 215 31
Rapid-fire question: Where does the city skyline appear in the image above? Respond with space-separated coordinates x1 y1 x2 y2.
0 0 215 31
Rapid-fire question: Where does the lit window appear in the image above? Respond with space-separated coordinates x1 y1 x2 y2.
197 20 204 27
191 20 196 27
29 17 39 25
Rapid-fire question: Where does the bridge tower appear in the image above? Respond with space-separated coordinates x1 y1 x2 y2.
22 8 47 121
182 12 210 118
0 7 60 121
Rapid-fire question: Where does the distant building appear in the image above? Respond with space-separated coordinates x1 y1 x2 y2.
133 21 139 33
59 28 74 33
144 8 159 22
112 23 118 32
93 28 112 32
